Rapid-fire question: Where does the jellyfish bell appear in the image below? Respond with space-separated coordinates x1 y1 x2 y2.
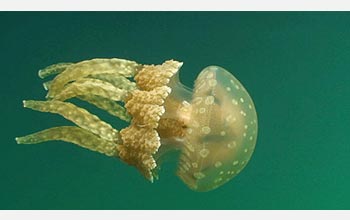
156 65 258 191
16 58 257 192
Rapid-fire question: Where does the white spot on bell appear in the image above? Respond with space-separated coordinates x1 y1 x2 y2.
208 79 217 87
232 141 237 147
199 148 210 158
201 126 211 134
192 120 200 128
240 110 246 116
215 161 222 168
206 72 214 79
193 172 205 179
232 99 238 105
214 177 223 183
187 128 193 134
226 114 233 122
205 96 215 105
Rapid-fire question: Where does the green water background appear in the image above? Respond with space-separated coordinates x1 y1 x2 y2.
0 12 349 209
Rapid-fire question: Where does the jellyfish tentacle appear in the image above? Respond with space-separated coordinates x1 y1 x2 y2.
78 95 131 122
88 74 137 91
47 58 142 98
51 78 128 102
23 100 120 143
38 62 74 79
44 74 136 94
15 126 118 156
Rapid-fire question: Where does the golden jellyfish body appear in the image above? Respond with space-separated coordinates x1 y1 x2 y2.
16 58 258 191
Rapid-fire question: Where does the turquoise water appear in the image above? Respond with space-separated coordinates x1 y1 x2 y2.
1 12 350 209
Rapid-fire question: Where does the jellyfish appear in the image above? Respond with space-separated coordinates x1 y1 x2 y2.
16 58 258 192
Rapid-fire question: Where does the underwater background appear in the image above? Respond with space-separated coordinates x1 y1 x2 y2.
0 12 350 209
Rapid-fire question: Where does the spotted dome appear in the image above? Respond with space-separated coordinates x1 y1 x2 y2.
177 66 258 191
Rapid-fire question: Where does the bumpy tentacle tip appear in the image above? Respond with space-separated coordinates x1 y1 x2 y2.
38 69 44 79
15 136 28 144
18 101 31 144
45 93 53 99
22 100 34 108
43 82 50 91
